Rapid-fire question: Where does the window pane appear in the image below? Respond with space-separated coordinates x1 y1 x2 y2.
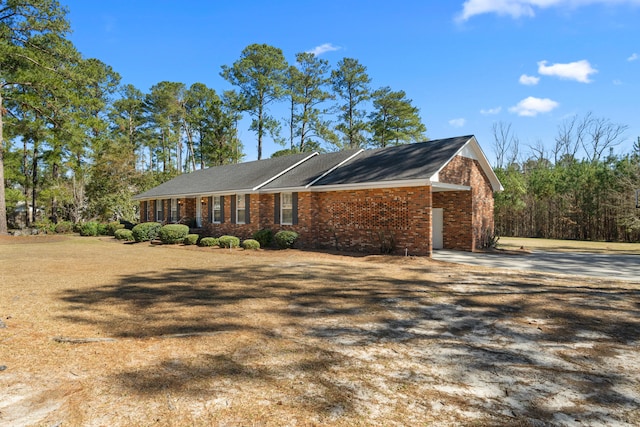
237 209 245 224
282 209 293 225
237 194 245 209
213 196 221 223
170 199 177 222
282 193 292 207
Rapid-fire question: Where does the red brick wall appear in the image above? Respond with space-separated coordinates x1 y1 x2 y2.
136 155 494 255
433 191 473 251
312 187 432 255
433 155 495 251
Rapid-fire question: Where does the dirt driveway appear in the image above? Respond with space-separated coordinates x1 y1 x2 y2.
1 236 639 426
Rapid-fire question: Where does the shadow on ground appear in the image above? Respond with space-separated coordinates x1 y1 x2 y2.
58 259 640 425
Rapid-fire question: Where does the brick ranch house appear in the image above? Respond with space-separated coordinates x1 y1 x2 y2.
133 135 502 256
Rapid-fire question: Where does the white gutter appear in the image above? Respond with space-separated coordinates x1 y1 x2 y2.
308 178 432 193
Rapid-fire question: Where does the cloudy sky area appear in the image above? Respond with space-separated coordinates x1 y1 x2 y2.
63 0 639 162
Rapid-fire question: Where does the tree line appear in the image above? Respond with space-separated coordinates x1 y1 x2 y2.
0 0 427 232
492 118 640 242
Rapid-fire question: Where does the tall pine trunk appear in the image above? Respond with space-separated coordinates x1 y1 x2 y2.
0 88 8 234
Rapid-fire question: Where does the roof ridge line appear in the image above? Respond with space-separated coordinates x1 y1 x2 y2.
252 152 319 191
305 149 365 189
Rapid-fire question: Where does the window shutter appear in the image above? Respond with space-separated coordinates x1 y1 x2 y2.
208 197 213 223
176 199 181 221
245 194 251 224
292 192 298 225
143 201 148 222
220 196 225 223
274 193 280 224
230 195 236 224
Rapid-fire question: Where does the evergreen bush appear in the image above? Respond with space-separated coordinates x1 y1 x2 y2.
253 228 273 248
242 239 260 250
219 235 240 248
114 229 134 241
275 230 299 249
79 221 99 237
159 224 190 244
106 221 125 236
183 234 200 245
54 221 74 234
34 219 55 234
198 237 219 247
97 223 109 236
131 222 161 242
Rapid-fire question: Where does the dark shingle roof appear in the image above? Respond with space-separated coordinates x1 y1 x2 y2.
312 136 471 186
261 149 360 190
134 136 482 199
134 152 316 199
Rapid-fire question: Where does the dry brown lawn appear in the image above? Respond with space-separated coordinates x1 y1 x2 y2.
1 235 639 426
499 236 640 255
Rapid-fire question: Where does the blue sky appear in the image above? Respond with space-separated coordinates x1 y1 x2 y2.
62 0 639 163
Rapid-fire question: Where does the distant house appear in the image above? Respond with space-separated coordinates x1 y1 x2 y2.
133 135 502 256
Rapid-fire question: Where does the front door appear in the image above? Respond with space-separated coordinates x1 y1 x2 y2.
432 208 443 250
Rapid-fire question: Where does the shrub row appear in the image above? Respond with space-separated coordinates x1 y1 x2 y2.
33 219 128 237
119 224 299 250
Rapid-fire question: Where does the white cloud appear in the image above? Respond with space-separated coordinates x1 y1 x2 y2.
306 43 341 56
480 107 502 115
457 0 640 22
519 74 540 85
449 118 466 127
628 53 639 62
509 96 559 117
537 59 597 83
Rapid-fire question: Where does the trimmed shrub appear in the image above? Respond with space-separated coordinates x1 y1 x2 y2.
97 223 110 236
115 229 134 241
183 234 200 245
106 221 125 236
198 237 219 247
242 239 260 250
275 230 299 249
54 221 74 234
218 235 240 248
253 228 273 248
159 224 190 244
79 221 99 237
131 222 161 242
34 219 55 234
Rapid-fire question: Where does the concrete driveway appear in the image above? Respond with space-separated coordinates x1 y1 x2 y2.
432 249 640 282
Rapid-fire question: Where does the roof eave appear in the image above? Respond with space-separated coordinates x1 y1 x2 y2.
133 188 255 201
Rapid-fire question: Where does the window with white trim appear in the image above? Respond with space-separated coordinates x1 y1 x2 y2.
213 196 222 223
236 194 246 224
156 199 163 222
281 192 293 225
170 198 177 222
